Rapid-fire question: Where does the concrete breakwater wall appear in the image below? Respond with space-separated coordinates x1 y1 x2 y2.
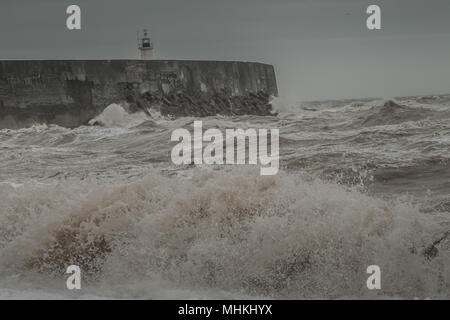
0 60 278 128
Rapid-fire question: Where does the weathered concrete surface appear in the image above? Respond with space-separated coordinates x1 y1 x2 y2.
0 60 278 128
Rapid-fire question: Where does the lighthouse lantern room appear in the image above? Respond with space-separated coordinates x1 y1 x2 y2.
138 29 153 60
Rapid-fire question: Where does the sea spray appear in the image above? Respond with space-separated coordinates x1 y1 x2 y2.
0 168 447 299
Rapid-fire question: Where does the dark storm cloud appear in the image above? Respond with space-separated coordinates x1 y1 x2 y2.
1 0 450 101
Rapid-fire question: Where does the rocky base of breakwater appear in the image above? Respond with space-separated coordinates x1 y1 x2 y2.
125 88 276 118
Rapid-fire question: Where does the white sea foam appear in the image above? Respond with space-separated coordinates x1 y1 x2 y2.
0 168 447 299
88 103 150 128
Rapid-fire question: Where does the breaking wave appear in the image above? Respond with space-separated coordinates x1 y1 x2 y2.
88 103 151 128
0 168 448 299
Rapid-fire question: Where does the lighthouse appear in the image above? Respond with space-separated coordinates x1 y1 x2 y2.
138 29 153 60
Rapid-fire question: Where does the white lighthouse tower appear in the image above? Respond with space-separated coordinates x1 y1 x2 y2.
138 29 153 60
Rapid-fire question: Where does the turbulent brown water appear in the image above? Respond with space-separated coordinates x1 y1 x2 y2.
0 96 449 299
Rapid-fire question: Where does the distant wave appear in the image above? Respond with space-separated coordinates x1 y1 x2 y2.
358 100 434 127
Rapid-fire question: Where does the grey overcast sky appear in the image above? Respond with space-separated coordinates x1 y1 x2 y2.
1 0 450 102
